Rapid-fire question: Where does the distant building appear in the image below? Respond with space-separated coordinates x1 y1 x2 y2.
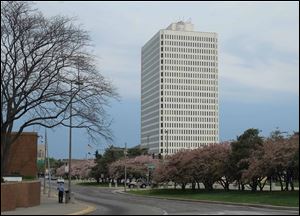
141 21 219 156
37 144 45 161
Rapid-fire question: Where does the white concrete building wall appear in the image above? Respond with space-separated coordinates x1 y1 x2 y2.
141 21 219 156
141 32 161 153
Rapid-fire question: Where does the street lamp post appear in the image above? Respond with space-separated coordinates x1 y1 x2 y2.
66 78 83 204
147 135 150 149
67 81 73 204
124 142 127 192
45 129 51 198
165 129 168 158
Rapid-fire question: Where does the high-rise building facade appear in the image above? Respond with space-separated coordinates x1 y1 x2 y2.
141 21 219 156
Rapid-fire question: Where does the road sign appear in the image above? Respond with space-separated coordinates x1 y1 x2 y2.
146 164 155 169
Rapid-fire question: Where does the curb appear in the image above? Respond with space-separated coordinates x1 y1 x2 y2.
117 190 299 212
67 201 96 215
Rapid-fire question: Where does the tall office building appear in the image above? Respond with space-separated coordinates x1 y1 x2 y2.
141 21 219 156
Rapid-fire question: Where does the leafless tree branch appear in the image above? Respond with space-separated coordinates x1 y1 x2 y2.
1 1 118 176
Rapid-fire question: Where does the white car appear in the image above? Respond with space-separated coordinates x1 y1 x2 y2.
57 178 65 183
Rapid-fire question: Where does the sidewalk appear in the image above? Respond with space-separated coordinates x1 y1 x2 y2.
1 190 95 215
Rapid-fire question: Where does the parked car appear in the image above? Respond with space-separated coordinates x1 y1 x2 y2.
51 176 58 180
128 179 148 188
57 178 65 183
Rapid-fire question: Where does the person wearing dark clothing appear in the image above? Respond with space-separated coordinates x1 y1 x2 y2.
57 182 64 203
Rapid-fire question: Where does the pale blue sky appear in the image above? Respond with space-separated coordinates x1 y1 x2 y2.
28 1 299 159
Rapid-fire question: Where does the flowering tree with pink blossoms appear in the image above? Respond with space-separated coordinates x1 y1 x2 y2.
242 132 299 191
56 159 95 179
153 142 233 191
109 155 159 182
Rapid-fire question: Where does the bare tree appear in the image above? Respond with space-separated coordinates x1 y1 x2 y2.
1 1 118 177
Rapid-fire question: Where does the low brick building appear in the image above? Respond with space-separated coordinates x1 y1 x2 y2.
1 132 40 212
3 132 38 177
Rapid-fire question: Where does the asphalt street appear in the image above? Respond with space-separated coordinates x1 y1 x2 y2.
69 184 299 215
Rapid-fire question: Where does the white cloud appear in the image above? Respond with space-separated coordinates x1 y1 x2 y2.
35 1 299 101
220 52 299 98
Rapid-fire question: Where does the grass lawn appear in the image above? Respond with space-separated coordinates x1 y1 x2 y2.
128 189 299 207
275 181 299 188
77 181 109 187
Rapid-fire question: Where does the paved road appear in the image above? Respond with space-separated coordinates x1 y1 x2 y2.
70 184 299 215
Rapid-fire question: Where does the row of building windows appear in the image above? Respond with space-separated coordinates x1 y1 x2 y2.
162 40 217 49
162 34 217 43
162 116 217 123
162 84 217 92
162 46 217 55
163 79 217 87
162 103 217 110
162 110 218 116
161 134 217 142
161 129 218 135
162 66 217 73
160 143 217 154
162 59 217 67
163 91 218 99
163 53 217 61
162 136 217 142
162 97 217 104
161 122 218 129
162 71 217 79
162 78 218 86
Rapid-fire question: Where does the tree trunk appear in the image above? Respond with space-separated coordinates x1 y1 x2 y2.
225 181 229 191
191 182 196 190
181 183 186 190
241 183 245 191
204 182 213 191
278 175 284 191
284 174 289 191
290 179 294 191
1 133 12 178
197 182 200 190
251 179 258 192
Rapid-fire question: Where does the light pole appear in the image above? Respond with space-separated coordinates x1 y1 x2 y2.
66 78 83 203
45 129 51 198
124 142 127 192
165 129 168 158
147 135 150 154
39 135 46 195
44 141 46 194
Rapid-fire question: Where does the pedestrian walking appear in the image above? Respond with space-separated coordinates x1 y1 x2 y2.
57 182 64 203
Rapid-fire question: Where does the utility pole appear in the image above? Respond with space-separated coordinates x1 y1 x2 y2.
67 67 83 203
43 136 46 194
147 135 150 151
124 142 127 192
46 129 51 197
165 129 169 158
67 81 73 203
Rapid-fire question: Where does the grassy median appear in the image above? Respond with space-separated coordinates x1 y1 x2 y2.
128 189 299 207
